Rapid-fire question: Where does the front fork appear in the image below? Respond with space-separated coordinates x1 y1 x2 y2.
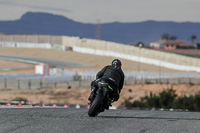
88 87 108 105
97 87 113 110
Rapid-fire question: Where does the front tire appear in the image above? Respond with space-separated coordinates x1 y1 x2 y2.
88 93 104 117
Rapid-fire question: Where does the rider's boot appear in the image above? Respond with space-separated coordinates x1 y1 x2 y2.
105 98 114 110
88 87 97 101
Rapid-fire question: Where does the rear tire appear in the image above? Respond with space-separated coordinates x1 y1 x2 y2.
88 93 104 117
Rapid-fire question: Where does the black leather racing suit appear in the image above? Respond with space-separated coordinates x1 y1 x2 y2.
92 65 124 101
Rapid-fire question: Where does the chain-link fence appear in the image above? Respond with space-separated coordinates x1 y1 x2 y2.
1 70 200 89
0 77 200 90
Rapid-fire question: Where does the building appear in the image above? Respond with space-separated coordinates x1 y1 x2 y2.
150 40 195 50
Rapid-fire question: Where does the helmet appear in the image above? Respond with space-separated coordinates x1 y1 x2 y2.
111 59 122 69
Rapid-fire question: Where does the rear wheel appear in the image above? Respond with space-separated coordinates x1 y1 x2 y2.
88 93 104 117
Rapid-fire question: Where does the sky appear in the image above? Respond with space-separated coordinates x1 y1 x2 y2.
0 0 200 24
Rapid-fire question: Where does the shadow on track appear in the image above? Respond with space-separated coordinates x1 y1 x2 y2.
98 116 200 121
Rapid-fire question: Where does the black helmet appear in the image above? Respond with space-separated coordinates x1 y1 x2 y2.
111 59 122 69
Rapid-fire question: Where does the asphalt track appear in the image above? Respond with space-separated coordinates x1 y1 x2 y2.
0 55 93 68
0 108 200 133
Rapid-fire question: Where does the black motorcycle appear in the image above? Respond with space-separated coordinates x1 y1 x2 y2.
88 82 114 117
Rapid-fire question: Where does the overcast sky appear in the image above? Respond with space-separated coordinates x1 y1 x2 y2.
0 0 200 23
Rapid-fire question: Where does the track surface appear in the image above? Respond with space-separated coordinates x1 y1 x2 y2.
0 55 93 68
0 108 200 133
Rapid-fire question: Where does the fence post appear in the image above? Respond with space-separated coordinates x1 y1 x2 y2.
4 79 7 89
66 82 69 89
28 80 31 89
18 80 20 89
54 82 57 88
40 80 43 89
79 79 81 87
189 78 191 84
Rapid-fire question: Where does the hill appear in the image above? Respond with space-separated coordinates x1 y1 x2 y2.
0 12 200 44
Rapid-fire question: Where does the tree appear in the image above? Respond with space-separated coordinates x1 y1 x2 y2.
191 35 197 44
161 33 169 40
170 36 178 40
136 42 145 47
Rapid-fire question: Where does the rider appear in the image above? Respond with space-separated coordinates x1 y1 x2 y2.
88 59 124 104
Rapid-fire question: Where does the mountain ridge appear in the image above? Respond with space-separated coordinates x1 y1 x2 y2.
0 12 200 44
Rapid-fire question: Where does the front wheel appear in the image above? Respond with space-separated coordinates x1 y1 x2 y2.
88 93 104 117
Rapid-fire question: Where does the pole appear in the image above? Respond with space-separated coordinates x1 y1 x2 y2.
138 44 142 71
40 81 42 89
4 79 7 89
28 80 31 89
18 80 20 89
159 61 161 83
96 19 101 40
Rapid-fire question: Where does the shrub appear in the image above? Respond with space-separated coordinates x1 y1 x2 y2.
12 97 28 102
123 89 200 112
172 95 194 110
158 89 177 108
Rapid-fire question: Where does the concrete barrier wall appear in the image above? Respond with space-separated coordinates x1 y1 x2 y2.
0 42 68 51
0 34 62 44
26 35 39 43
72 45 200 72
62 36 200 70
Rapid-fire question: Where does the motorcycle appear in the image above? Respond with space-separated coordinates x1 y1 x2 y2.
88 81 114 117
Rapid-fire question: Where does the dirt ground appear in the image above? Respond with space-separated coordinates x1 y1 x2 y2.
0 60 32 69
1 84 200 107
0 59 34 74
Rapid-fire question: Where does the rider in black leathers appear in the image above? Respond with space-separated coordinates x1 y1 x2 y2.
88 59 124 103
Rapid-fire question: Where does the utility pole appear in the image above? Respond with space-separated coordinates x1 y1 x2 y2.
96 19 101 40
138 43 143 72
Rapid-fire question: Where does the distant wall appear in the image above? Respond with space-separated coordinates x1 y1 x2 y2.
0 34 62 44
1 34 200 72
62 36 200 71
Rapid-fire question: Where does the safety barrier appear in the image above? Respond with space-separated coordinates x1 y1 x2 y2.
0 78 200 90
72 46 200 72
